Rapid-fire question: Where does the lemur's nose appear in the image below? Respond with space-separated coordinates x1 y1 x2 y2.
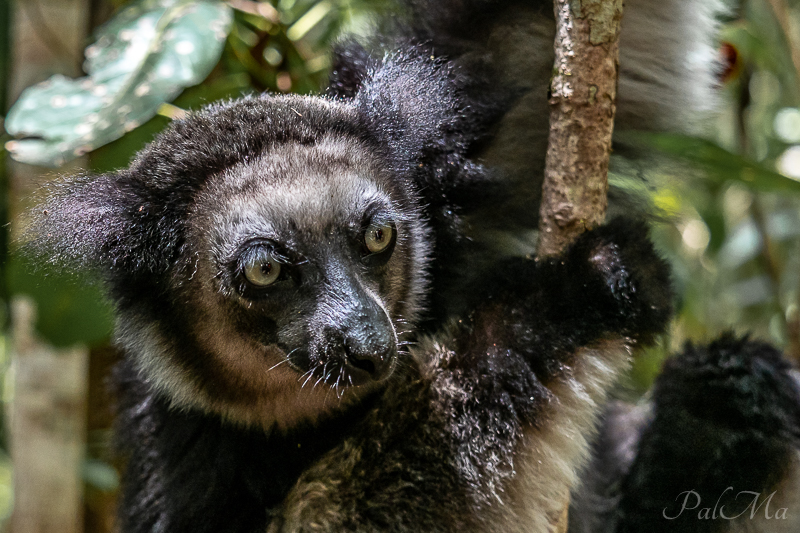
343 339 395 384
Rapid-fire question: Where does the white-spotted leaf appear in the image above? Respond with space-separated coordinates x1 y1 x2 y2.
4 0 232 167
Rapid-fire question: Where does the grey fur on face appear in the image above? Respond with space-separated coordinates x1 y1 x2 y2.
128 131 434 429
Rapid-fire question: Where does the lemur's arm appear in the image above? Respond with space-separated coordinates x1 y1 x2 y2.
275 219 674 532
452 217 674 384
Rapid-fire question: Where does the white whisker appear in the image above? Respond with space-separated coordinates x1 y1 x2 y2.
267 359 288 372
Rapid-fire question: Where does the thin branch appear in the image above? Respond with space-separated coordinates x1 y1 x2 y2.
537 0 623 258
763 0 800 93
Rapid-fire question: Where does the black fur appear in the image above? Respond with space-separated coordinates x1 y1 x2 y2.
570 335 800 533
113 360 381 533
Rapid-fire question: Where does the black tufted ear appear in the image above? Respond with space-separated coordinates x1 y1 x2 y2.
20 172 172 279
352 51 458 172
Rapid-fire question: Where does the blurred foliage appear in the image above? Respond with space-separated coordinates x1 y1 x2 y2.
5 0 233 167
622 0 800 391
3 0 394 167
6 260 113 347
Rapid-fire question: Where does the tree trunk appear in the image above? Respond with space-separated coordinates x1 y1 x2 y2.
10 297 88 533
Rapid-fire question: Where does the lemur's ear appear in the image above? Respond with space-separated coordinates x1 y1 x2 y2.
353 51 458 166
20 173 170 278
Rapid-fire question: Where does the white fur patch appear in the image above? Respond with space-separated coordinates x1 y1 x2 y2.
479 338 634 532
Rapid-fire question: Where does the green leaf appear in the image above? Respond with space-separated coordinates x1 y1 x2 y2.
88 73 251 174
4 0 232 167
619 132 800 193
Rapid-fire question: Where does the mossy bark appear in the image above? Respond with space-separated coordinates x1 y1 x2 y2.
537 0 623 259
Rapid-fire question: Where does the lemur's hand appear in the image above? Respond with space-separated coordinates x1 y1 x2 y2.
562 217 674 343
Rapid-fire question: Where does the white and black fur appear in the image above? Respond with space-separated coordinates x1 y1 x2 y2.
19 0 800 531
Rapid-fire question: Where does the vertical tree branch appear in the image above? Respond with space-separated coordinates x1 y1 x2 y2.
537 0 623 258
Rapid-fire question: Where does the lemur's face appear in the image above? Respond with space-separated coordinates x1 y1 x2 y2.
117 134 430 429
25 91 446 429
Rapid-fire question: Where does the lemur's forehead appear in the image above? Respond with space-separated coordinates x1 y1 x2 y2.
190 136 395 256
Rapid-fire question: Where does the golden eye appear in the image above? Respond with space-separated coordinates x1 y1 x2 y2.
244 251 281 287
365 223 393 254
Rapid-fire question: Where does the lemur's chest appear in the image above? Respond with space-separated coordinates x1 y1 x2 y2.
272 339 633 533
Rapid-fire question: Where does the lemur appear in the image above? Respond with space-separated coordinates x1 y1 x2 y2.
19 0 800 531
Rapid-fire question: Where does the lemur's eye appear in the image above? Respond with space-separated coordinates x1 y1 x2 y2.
365 223 393 254
243 250 282 287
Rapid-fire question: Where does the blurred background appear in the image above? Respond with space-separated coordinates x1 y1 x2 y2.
0 0 799 531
